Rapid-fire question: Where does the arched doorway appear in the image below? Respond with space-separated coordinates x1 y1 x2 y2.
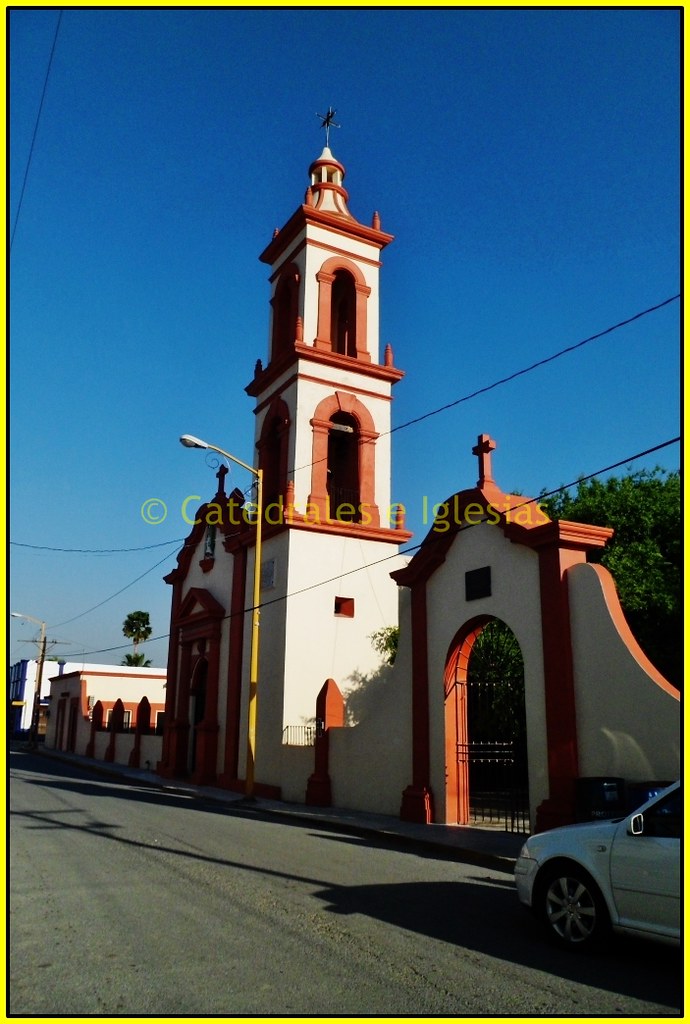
444 616 528 831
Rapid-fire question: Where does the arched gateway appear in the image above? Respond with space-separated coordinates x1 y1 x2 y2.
444 616 527 829
391 434 680 831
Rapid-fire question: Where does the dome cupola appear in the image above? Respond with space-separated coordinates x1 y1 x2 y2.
307 147 351 217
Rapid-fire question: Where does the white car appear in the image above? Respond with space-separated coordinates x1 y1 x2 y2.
514 781 681 949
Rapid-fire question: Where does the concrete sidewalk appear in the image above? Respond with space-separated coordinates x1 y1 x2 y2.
32 746 526 873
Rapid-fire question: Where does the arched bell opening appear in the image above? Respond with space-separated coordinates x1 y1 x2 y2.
270 265 299 362
330 269 357 357
327 412 360 521
258 400 290 508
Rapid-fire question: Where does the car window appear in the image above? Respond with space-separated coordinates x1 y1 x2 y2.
643 788 682 839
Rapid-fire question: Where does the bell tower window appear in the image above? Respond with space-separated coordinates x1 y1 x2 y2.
314 257 371 363
257 398 291 507
330 270 357 357
327 413 360 521
271 266 299 362
308 392 381 528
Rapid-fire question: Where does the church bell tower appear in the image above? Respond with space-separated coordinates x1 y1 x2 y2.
245 133 411 780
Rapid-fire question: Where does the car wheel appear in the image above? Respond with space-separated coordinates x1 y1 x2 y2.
538 864 609 950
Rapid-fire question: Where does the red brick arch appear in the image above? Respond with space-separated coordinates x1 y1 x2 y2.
443 615 494 824
308 391 380 526
314 256 371 361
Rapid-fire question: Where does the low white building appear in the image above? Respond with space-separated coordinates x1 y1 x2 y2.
44 664 167 769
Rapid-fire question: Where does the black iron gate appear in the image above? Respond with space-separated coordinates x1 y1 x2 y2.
457 740 529 833
462 676 529 833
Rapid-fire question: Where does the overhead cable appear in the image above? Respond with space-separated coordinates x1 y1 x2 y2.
55 435 679 659
10 9 63 252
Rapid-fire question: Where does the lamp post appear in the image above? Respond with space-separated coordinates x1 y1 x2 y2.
11 612 47 747
180 434 263 799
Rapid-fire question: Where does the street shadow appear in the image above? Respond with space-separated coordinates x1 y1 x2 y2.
10 750 682 1011
311 876 681 1010
10 749 512 865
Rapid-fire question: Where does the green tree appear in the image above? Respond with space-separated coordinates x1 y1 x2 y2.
541 467 680 687
121 652 152 667
467 620 525 743
370 625 399 665
122 610 152 657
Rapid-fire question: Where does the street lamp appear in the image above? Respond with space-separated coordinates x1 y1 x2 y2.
180 434 263 799
11 612 46 747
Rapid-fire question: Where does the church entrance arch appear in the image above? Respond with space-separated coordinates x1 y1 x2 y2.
444 615 528 831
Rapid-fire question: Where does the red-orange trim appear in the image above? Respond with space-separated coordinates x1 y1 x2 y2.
265 237 384 288
251 370 396 419
400 581 434 823
259 204 393 266
246 345 404 398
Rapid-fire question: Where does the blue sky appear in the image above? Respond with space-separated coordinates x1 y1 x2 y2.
9 7 680 667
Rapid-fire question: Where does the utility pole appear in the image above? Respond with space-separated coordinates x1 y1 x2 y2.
11 612 60 746
29 621 47 748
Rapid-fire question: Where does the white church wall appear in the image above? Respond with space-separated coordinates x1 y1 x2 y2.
328 587 414 816
242 534 291 787
567 562 680 782
278 744 315 804
423 521 550 824
280 530 405 730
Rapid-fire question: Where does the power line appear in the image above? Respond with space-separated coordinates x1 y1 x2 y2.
286 294 680 478
48 543 183 630
11 538 186 554
389 295 680 436
10 295 679 558
56 436 679 659
10 8 63 252
259 436 681 613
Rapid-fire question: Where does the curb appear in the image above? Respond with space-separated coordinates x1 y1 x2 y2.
27 745 519 874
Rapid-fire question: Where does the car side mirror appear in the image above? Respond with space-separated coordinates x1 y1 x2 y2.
629 812 644 836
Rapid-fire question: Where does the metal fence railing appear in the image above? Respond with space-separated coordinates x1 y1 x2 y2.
282 725 316 747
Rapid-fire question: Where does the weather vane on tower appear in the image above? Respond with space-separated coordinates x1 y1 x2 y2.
316 106 341 148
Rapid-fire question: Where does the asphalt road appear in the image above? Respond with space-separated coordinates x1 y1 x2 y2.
9 749 682 1016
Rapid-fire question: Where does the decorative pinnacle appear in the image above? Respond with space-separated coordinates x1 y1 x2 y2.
316 106 341 148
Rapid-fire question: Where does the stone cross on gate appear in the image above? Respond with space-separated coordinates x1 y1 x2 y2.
472 433 497 487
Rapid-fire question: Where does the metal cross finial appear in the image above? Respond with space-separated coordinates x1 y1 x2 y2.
316 106 341 148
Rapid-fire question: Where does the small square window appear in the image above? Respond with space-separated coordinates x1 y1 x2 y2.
465 566 491 601
334 596 355 618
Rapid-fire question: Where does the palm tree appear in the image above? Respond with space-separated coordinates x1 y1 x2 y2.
121 652 152 667
122 610 152 657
